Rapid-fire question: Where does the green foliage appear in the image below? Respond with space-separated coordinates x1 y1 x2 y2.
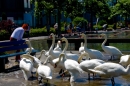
108 25 113 29
110 0 130 20
29 28 47 37
61 27 65 32
98 20 107 26
72 17 88 26
93 25 103 30
0 30 10 40
49 27 55 33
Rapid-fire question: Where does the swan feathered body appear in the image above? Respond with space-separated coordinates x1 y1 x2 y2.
37 64 52 80
54 40 62 52
88 62 130 85
56 53 83 82
81 33 104 60
20 54 40 81
48 33 62 59
78 52 105 79
20 58 34 80
119 55 130 67
79 42 85 54
61 37 79 61
101 34 123 59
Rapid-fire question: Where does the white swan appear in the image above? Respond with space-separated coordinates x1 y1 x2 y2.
44 40 62 57
119 55 130 67
54 40 62 51
21 54 52 84
55 53 84 82
78 52 105 80
48 33 62 59
88 62 130 85
25 40 32 54
36 58 52 84
44 37 80 76
81 33 104 60
61 37 79 61
20 54 39 81
79 42 85 54
100 33 124 60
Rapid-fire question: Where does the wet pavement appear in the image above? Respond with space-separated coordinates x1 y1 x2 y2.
1 51 130 86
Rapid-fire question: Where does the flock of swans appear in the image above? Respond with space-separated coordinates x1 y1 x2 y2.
19 33 130 86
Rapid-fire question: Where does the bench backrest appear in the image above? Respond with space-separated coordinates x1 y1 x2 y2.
0 40 28 52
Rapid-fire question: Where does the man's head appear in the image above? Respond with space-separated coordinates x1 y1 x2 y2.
22 24 28 30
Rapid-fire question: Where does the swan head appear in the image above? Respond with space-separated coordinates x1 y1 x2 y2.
61 37 67 42
78 52 90 63
81 42 84 47
57 40 61 46
50 33 55 38
54 53 65 68
81 33 86 38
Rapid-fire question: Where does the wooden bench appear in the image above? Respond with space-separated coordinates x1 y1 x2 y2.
0 40 39 72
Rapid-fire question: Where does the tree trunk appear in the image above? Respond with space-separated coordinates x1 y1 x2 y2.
57 8 61 37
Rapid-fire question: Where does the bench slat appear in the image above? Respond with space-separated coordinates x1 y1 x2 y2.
0 52 26 58
0 40 25 46
0 44 28 52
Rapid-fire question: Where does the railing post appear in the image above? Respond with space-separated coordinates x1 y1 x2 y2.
75 42 80 50
0 58 5 72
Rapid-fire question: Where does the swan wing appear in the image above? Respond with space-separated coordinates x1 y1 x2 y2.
37 65 52 79
66 53 79 61
103 46 122 55
88 69 106 75
64 59 83 73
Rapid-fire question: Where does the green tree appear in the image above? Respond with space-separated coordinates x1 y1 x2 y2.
83 0 110 30
110 0 130 25
31 0 83 36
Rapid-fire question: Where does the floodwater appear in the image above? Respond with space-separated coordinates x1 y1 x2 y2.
1 51 130 86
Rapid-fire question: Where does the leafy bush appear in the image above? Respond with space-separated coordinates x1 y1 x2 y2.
108 25 113 29
30 27 47 37
0 30 10 40
49 27 55 33
93 25 103 30
98 20 107 26
73 17 88 26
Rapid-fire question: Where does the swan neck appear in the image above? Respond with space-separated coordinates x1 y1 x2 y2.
125 65 130 74
78 52 89 63
38 50 46 59
57 54 65 64
26 40 32 54
102 35 107 46
62 39 68 53
43 55 51 65
49 34 55 52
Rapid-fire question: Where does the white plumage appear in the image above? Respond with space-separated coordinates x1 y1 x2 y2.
79 42 85 54
78 52 105 80
55 53 84 82
20 54 40 81
54 40 62 52
119 55 130 67
100 33 123 60
88 62 130 85
81 33 104 60
48 33 62 59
